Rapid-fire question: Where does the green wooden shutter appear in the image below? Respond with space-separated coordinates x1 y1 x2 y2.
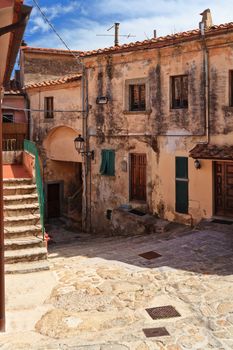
100 150 107 174
107 150 115 176
175 157 188 213
100 150 115 176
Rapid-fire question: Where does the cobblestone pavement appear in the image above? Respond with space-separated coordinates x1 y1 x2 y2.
1 221 233 349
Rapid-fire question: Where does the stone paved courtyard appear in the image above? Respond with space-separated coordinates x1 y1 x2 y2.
1 221 233 349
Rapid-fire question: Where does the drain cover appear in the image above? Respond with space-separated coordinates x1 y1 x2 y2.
212 219 233 225
129 209 146 216
139 251 161 260
143 327 170 338
146 305 181 320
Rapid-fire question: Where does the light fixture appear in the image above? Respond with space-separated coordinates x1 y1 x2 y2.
74 135 94 160
96 96 108 104
194 159 201 169
74 134 84 153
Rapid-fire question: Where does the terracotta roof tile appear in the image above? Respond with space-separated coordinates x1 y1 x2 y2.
4 79 23 95
25 74 82 90
190 143 233 160
21 22 233 58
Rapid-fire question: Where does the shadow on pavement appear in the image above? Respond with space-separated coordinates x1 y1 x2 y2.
46 218 233 277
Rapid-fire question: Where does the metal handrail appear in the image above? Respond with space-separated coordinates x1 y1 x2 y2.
23 139 45 239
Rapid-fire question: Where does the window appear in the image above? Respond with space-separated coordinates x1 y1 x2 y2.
44 97 54 118
229 71 233 107
2 113 14 123
129 84 146 111
171 75 188 109
100 150 115 176
175 157 188 213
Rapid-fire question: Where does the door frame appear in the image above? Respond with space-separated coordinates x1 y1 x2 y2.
45 180 64 220
214 160 233 218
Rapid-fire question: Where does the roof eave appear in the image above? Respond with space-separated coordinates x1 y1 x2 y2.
3 3 32 87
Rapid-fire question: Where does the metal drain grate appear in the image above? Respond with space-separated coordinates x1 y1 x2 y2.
139 251 162 260
146 305 181 320
143 327 170 338
212 219 233 225
129 209 146 216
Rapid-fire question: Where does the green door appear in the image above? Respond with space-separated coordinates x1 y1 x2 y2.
175 157 188 213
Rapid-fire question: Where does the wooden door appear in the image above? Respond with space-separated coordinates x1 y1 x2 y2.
130 153 146 201
215 161 233 217
47 183 61 218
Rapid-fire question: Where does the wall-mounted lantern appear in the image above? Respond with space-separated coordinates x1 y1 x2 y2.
74 134 94 160
96 96 108 104
194 159 201 169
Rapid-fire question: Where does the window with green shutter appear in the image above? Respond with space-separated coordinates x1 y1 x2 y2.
175 157 188 213
100 150 115 176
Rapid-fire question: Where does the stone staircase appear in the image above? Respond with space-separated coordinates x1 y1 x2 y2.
3 177 49 274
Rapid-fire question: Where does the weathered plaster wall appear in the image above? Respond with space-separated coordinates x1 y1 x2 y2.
2 94 26 123
27 82 83 217
21 51 81 85
84 32 233 232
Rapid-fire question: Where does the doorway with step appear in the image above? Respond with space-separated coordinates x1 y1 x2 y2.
130 153 147 201
46 181 64 219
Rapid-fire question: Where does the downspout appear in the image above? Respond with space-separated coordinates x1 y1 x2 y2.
81 65 88 231
201 22 210 144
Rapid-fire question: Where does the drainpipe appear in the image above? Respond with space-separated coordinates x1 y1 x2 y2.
200 22 210 144
81 67 87 231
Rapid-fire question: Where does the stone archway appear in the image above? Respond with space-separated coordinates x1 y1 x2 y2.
43 126 83 222
43 125 82 163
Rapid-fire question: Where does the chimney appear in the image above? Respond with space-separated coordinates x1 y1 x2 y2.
199 9 213 30
153 30 157 38
114 23 120 46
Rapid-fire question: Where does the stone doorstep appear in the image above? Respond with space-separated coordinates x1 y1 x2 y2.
4 236 45 251
5 259 49 274
5 246 48 264
113 208 170 234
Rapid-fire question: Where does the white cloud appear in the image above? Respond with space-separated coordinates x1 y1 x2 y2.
27 1 233 50
29 1 81 33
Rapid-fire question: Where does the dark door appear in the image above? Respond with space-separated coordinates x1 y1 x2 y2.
130 153 146 201
215 161 233 217
175 157 188 213
47 183 61 218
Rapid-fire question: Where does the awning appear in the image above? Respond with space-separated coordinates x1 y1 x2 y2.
189 143 233 160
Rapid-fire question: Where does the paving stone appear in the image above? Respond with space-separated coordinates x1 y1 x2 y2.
2 223 233 348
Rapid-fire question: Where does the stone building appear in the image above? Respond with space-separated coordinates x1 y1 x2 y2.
25 74 83 222
21 10 233 234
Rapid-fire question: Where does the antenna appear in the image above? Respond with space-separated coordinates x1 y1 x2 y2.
96 23 136 46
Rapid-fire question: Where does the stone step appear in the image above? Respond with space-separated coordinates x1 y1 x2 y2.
4 203 40 217
4 236 46 251
4 224 42 239
4 214 41 227
3 193 38 205
3 178 32 187
5 246 48 264
5 260 49 274
3 184 37 196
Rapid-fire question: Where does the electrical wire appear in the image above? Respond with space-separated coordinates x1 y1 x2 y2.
31 0 83 66
2 105 84 113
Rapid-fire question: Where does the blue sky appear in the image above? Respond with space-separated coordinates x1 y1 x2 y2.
24 0 233 51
